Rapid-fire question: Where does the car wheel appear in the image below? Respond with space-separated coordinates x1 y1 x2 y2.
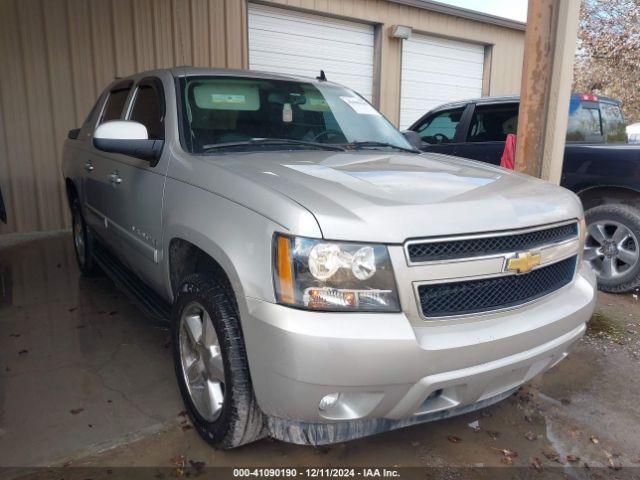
71 198 101 276
584 204 640 293
171 273 265 449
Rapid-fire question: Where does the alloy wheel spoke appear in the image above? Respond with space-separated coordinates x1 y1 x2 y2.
583 246 601 262
185 357 203 385
617 246 639 266
601 256 617 278
205 346 225 382
184 313 203 346
612 225 631 244
588 223 607 244
204 379 225 418
201 312 217 348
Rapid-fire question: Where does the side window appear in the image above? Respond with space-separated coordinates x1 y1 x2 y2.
101 87 131 123
415 108 465 144
129 82 165 140
566 97 603 142
467 104 519 143
600 103 626 143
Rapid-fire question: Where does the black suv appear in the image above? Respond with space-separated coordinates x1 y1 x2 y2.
410 94 640 293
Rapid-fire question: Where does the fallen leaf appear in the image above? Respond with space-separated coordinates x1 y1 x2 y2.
542 448 560 463
560 398 571 405
170 454 186 468
524 430 537 441
9 333 20 338
18 349 28 356
447 436 462 443
493 447 518 465
107 399 113 404
181 424 194 431
486 430 500 440
531 457 543 470
70 408 84 415
524 415 534 424
566 455 580 463
88 424 93 428
589 435 599 444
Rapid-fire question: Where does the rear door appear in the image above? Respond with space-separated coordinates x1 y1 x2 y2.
106 76 168 292
411 105 469 156
454 102 519 165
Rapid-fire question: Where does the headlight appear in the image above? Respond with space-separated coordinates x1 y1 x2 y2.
273 234 400 312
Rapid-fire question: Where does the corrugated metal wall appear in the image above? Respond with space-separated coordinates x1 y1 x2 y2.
0 0 247 234
0 0 524 234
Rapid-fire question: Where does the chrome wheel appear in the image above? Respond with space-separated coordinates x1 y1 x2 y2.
585 220 639 280
178 302 225 422
73 212 86 267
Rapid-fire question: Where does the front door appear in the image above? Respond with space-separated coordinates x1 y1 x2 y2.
412 106 468 156
453 103 519 166
105 76 169 293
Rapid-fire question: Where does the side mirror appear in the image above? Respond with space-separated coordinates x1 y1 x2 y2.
402 130 423 150
93 120 163 163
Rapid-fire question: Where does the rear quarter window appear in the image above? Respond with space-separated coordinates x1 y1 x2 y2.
600 102 627 143
566 98 602 142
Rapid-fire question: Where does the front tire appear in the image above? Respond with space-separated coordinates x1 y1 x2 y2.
171 273 265 449
584 204 640 293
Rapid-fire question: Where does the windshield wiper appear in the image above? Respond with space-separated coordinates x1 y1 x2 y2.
202 138 346 152
345 141 420 153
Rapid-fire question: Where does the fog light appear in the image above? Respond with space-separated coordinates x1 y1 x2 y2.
319 393 340 411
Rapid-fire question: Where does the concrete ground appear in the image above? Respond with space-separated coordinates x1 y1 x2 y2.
1 234 639 477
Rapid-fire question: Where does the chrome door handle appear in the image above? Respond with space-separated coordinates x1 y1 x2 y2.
109 172 122 184
84 161 94 172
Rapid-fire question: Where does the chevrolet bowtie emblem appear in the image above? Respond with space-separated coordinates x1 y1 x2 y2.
506 251 541 274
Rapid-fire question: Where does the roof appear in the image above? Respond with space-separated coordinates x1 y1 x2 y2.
111 67 345 90
388 0 526 31
429 93 621 112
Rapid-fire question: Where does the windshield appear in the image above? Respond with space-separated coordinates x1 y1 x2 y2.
179 76 412 153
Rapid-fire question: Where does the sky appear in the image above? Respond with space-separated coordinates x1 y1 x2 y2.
435 0 528 22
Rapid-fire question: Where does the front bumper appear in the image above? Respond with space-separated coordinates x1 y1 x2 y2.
242 262 596 444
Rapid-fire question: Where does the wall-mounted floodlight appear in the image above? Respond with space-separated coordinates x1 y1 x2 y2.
390 25 412 40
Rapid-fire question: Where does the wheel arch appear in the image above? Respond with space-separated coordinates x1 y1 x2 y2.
576 185 640 211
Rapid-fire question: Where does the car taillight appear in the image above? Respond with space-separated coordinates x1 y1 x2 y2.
579 94 598 102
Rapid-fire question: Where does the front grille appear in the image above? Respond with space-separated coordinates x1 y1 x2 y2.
407 223 578 263
418 256 577 318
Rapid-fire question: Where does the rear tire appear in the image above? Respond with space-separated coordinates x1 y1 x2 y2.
171 273 265 449
584 204 640 293
71 198 101 276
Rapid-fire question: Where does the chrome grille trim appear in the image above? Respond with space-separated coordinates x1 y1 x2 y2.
404 219 579 266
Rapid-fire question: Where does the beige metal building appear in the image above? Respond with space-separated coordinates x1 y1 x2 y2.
0 0 525 234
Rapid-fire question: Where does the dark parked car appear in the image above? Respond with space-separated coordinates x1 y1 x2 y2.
409 94 640 293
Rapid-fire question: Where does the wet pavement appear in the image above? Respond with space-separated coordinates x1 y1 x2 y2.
1 234 639 475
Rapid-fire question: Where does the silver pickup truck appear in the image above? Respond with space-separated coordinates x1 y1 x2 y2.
62 68 596 449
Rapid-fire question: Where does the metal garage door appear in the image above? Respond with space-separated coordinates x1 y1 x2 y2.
400 34 485 129
248 3 375 101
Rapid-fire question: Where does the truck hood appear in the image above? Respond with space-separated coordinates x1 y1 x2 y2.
215 151 583 243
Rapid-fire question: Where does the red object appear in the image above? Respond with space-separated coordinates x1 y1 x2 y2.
500 133 517 170
579 93 598 102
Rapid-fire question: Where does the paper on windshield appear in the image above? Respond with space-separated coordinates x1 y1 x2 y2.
340 96 379 115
